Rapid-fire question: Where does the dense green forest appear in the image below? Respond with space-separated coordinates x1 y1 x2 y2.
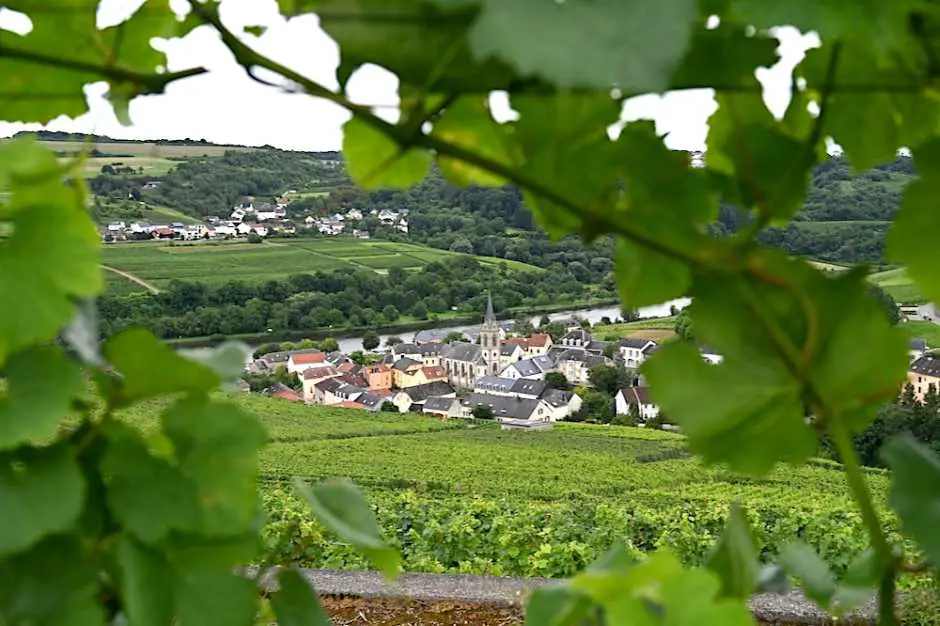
73 132 917 266
97 256 592 339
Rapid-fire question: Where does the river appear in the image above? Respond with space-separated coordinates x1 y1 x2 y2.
330 298 691 354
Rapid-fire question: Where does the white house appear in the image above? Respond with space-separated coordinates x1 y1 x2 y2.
107 221 126 232
615 387 660 421
700 346 723 364
237 222 268 237
230 208 247 222
214 223 237 237
618 338 658 368
542 389 583 421
500 355 555 380
286 351 329 375
346 208 363 220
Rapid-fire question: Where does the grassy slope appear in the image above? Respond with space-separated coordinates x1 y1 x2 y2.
40 140 253 158
902 320 940 346
100 237 544 292
870 267 925 304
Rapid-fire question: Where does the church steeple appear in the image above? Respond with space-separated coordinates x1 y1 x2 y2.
484 291 496 325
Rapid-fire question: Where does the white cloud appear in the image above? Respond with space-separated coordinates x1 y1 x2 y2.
0 3 817 152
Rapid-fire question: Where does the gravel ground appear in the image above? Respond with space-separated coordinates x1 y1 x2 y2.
254 569 878 625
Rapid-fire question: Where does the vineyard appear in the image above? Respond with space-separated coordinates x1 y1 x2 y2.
109 394 912 582
100 237 541 291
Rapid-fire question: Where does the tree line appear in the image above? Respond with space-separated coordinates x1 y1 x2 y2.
97 256 591 339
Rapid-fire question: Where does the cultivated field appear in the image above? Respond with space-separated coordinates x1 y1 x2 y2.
40 140 254 158
111 393 889 578
870 267 925 304
100 237 543 292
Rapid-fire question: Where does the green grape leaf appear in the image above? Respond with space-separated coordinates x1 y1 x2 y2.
0 444 85 556
660 568 754 626
524 587 593 626
705 502 760 600
642 341 814 475
801 46 900 172
0 535 103 626
572 548 679 603
614 239 691 309
1 0 182 123
757 565 790 594
294 477 400 579
881 434 940 568
117 536 174 626
433 97 516 187
0 346 84 450
468 0 697 93
163 532 261 571
284 0 519 91
887 140 940 305
807 269 909 426
728 0 912 56
778 542 837 608
103 328 221 404
174 570 257 626
671 27 779 88
342 117 431 190
102 424 201 543
0 139 101 365
162 396 267 537
511 93 622 236
179 342 253 387
270 568 331 626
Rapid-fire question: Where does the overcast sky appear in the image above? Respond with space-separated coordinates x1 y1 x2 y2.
0 0 817 152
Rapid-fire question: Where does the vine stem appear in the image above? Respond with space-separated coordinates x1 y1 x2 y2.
828 416 896 626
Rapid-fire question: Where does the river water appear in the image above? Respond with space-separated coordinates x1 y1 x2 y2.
331 297 691 354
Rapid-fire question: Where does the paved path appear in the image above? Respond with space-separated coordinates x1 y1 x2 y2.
251 568 877 625
101 265 161 294
916 302 940 324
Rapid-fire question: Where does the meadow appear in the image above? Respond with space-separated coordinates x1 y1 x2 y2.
115 393 902 580
871 267 926 304
100 237 543 292
41 139 253 158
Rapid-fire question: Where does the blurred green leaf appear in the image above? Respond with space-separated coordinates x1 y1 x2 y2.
270 568 331 626
343 117 430 190
881 434 940 569
779 542 837 608
705 503 760 600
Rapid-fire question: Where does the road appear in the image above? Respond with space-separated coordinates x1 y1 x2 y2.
101 265 161 294
916 302 940 324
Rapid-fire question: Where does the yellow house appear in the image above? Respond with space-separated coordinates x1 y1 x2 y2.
908 355 940 402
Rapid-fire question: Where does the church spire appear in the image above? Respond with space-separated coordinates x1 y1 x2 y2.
484 291 496 324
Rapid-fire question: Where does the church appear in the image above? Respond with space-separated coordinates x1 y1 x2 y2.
440 293 505 389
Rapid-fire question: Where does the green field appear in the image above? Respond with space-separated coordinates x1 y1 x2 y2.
79 156 178 177
39 140 253 158
871 267 925 304
902 320 940 346
115 393 891 578
100 238 543 292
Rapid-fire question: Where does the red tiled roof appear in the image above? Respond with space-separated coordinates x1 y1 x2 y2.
291 352 326 365
271 388 301 402
338 361 359 373
364 363 391 374
528 334 551 347
421 366 446 379
302 366 339 380
335 401 367 410
504 337 527 346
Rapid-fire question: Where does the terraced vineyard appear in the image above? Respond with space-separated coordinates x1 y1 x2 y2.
100 238 542 291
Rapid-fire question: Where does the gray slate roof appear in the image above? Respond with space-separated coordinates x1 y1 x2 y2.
441 341 482 363
423 396 458 412
475 376 516 394
314 378 343 394
911 355 940 377
392 357 421 371
465 393 541 420
510 378 548 398
402 381 456 402
619 337 655 349
911 338 929 351
542 389 575 408
500 344 521 356
358 391 392 410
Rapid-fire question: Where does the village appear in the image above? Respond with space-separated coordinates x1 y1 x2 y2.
242 294 729 429
101 191 408 242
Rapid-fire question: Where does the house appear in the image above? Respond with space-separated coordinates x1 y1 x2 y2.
618 338 658 368
358 391 396 412
555 350 608 386
423 396 463 419
286 350 328 375
151 227 175 239
265 383 301 402
462 392 552 422
346 208 363 220
312 377 345 405
333 383 367 404
559 328 592 349
497 342 526 371
615 387 660 421
908 355 940 402
500 355 556 380
107 221 126 232
335 400 367 410
392 381 456 413
542 388 582 421
420 365 448 384
142 181 162 190
910 339 930 362
300 366 341 402
362 363 393 390
237 222 268 237
504 333 553 357
214 223 237 237
391 357 424 388
392 342 444 367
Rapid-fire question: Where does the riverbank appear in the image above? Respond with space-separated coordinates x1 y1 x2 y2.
165 297 628 349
